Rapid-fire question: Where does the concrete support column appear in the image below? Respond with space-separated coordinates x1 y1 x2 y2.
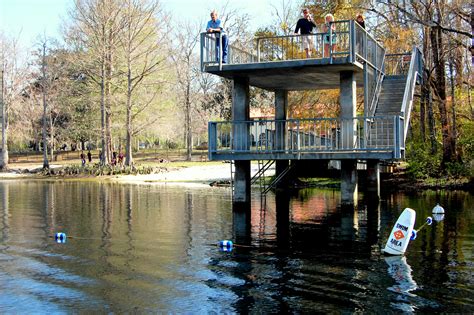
232 202 251 245
232 77 250 151
234 160 251 203
340 71 357 149
275 90 289 183
341 160 358 206
340 71 358 206
232 77 251 203
366 159 380 199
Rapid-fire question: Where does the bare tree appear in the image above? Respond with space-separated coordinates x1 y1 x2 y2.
0 34 24 170
40 40 50 169
120 0 168 166
68 0 125 165
171 21 201 161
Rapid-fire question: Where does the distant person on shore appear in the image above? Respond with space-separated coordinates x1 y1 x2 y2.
80 151 86 166
87 151 92 163
322 13 337 58
118 151 124 166
294 8 317 58
112 151 117 166
206 10 228 64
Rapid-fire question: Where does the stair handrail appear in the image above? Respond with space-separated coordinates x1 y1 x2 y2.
367 53 386 117
400 46 423 141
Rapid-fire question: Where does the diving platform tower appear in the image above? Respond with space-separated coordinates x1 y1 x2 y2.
201 20 423 206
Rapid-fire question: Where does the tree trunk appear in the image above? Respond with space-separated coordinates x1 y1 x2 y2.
430 25 453 166
185 87 192 161
448 52 458 161
42 42 49 169
105 31 114 165
125 56 133 166
419 27 430 143
427 85 437 155
49 114 54 162
100 52 107 166
0 68 8 170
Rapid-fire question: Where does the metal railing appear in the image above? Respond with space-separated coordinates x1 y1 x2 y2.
200 32 257 70
201 20 385 68
384 53 412 75
400 47 423 141
208 116 404 158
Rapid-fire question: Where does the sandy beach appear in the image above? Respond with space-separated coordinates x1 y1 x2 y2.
113 164 233 184
0 162 273 186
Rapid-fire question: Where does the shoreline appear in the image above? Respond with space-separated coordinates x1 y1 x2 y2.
0 163 233 185
1 163 472 192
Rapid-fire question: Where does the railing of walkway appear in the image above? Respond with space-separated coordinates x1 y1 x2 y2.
400 47 423 141
208 115 404 158
384 53 412 75
201 20 385 68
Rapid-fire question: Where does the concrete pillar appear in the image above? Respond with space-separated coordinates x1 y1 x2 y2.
340 71 357 149
366 159 380 199
232 77 250 151
275 90 289 183
232 202 251 245
232 77 251 203
234 160 251 203
340 71 358 206
341 158 358 206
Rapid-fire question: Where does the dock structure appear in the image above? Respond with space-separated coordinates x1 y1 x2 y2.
201 20 423 206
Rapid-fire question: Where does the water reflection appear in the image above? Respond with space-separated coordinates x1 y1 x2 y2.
432 213 445 222
385 255 418 311
0 181 472 313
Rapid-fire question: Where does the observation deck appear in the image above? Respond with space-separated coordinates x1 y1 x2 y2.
200 20 423 204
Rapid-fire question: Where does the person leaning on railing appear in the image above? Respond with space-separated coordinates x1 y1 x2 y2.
294 8 317 58
206 10 228 64
322 13 337 58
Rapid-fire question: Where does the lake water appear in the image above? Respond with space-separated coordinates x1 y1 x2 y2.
0 180 472 313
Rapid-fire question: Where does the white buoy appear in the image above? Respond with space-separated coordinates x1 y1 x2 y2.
432 204 445 214
383 208 416 255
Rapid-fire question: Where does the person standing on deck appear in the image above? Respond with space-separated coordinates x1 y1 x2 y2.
294 8 317 58
206 10 228 64
322 13 337 58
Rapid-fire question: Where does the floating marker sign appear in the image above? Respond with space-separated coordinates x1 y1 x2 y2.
219 240 233 252
383 208 416 255
55 232 67 243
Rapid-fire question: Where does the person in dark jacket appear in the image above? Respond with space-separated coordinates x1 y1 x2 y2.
294 8 317 58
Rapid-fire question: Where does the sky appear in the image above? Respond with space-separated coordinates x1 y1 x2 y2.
0 0 291 48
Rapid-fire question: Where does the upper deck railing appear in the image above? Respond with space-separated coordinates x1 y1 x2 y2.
201 20 384 69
